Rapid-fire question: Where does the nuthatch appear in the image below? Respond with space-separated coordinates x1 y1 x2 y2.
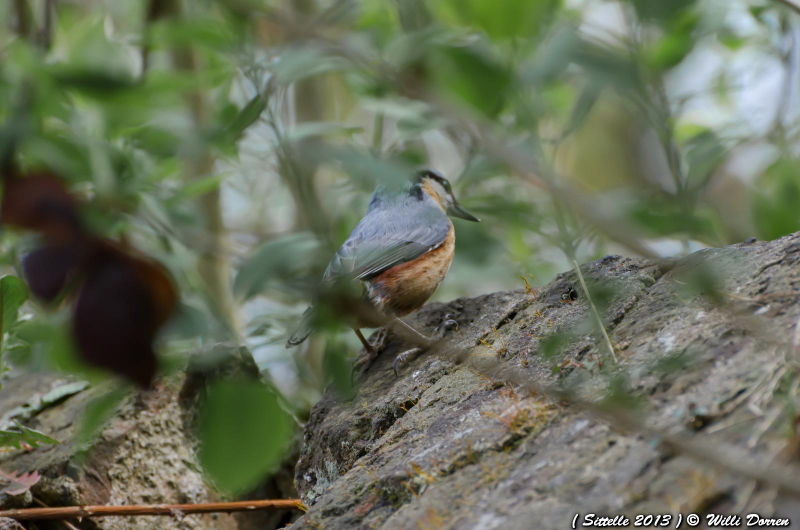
286 168 479 374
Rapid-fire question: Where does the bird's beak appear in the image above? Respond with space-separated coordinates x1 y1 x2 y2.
449 203 480 222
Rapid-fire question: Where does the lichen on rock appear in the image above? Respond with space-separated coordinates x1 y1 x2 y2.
292 234 800 529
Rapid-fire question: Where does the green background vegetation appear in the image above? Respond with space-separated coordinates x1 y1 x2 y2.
1 0 799 495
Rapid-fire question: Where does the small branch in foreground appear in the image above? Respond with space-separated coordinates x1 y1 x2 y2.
573 260 617 363
0 499 305 521
775 0 800 15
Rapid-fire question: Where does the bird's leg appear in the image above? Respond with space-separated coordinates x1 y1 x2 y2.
352 328 392 380
352 328 377 376
354 328 375 355
389 318 434 347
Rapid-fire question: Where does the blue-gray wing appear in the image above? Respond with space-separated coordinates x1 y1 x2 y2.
322 199 451 283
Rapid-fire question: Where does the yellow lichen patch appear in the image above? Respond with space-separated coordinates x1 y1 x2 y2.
409 461 438 484
479 454 511 485
483 396 558 438
665 469 721 513
417 507 449 530
533 309 555 327
479 327 508 357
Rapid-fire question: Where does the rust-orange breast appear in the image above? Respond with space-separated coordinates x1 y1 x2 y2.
367 223 455 317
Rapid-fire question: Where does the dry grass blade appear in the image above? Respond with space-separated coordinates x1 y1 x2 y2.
573 260 617 363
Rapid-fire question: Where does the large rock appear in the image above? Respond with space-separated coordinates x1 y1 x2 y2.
292 233 800 529
0 358 298 530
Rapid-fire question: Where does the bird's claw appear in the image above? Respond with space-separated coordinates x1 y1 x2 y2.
435 318 459 337
392 347 423 377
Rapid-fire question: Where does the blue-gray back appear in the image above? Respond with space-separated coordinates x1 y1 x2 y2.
322 186 451 283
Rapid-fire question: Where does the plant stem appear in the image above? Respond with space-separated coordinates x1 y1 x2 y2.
372 112 385 156
573 260 617 363
171 17 241 339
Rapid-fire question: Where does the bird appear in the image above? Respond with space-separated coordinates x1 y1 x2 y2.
286 168 480 374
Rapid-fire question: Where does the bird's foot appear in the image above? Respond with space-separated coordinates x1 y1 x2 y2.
392 315 460 377
392 347 423 377
370 327 389 350
435 313 460 338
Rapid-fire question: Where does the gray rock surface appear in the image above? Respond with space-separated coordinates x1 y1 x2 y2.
0 518 23 530
0 375 244 530
0 367 298 530
293 233 800 529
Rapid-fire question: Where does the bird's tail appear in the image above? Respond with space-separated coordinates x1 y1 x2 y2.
286 306 315 348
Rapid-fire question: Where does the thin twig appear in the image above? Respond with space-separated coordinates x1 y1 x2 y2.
776 0 800 16
32 498 80 530
1 499 304 521
372 112 385 156
573 260 617 363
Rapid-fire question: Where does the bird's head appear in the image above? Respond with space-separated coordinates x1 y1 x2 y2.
414 168 480 222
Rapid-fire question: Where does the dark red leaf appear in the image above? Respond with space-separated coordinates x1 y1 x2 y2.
1 172 83 241
22 242 83 302
2 171 178 388
72 241 177 388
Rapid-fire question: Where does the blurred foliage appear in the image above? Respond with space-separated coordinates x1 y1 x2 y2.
198 379 294 494
0 0 798 495
0 421 59 450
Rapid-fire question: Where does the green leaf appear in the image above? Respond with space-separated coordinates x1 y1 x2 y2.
559 82 603 139
324 339 356 400
719 32 746 51
175 174 226 200
684 131 726 190
753 158 800 241
286 122 364 142
215 92 269 146
647 32 694 71
271 48 350 84
78 385 130 447
541 332 571 360
430 43 513 117
436 0 561 41
523 25 581 85
628 0 697 23
629 200 716 240
0 422 60 450
574 41 642 94
198 379 294 494
0 276 28 347
234 233 321 301
357 0 401 46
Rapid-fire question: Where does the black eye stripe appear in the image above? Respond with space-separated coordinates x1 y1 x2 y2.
416 169 452 193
